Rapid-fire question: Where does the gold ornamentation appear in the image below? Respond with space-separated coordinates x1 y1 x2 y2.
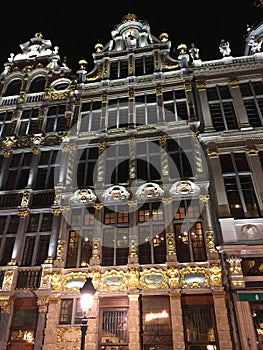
18 210 29 218
199 195 209 202
226 255 242 275
63 272 87 292
181 266 209 288
52 207 63 216
21 191 30 207
246 147 259 154
51 272 63 292
140 268 167 289
40 266 52 289
94 203 104 210
2 270 14 291
167 266 179 288
0 296 10 313
208 150 219 157
102 270 126 290
209 264 222 286
92 238 101 259
86 63 102 82
177 43 187 55
159 32 168 42
127 268 139 288
229 80 239 87
129 239 138 257
196 82 206 89
205 231 216 253
3 149 12 158
51 91 70 100
57 328 80 343
37 297 49 313
166 233 176 255
56 240 66 262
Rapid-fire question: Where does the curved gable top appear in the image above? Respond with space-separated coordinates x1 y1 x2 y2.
98 13 169 53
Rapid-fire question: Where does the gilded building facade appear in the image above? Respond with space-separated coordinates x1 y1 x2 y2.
0 10 263 350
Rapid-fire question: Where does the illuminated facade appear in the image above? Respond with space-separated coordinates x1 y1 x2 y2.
0 11 263 350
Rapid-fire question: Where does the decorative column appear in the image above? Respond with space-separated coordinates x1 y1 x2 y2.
212 290 235 350
34 296 49 349
169 292 185 350
128 294 141 350
199 194 219 260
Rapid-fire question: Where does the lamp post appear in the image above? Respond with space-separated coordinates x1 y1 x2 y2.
80 277 96 350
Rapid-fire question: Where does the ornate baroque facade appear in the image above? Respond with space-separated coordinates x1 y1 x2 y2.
0 10 263 350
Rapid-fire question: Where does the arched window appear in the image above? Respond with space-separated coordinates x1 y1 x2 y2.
3 79 22 96
29 76 46 93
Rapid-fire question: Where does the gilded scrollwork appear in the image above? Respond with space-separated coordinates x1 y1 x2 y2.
51 272 63 292
56 240 66 262
127 268 139 288
209 263 222 286
140 268 167 289
63 272 87 292
2 270 15 291
57 328 80 343
102 269 126 290
40 266 52 289
167 266 179 288
181 266 209 288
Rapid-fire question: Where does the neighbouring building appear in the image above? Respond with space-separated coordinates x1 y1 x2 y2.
0 8 263 350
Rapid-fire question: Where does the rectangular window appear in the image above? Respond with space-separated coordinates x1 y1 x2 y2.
167 137 194 180
182 295 219 349
2 152 32 190
45 105 66 132
138 202 166 264
101 310 128 346
59 298 82 324
21 213 52 266
34 150 60 190
0 215 19 266
141 296 172 348
66 207 95 268
207 85 238 131
173 200 206 263
240 81 263 127
220 152 260 218
163 89 188 122
76 147 99 187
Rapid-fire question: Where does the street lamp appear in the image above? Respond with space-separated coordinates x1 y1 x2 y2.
80 277 96 350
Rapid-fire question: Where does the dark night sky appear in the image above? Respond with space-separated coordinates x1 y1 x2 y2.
0 0 262 74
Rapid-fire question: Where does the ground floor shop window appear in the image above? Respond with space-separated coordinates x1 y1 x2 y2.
141 296 172 348
7 298 38 350
182 294 219 350
100 297 128 349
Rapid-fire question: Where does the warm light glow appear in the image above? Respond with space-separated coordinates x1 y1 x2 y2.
80 293 94 314
207 346 217 350
145 310 169 321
